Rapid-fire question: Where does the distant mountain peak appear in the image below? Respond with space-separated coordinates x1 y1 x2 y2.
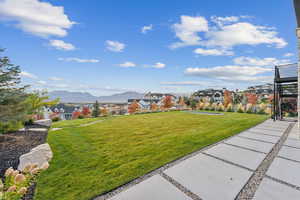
48 90 144 103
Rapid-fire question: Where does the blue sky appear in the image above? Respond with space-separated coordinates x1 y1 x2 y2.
0 0 297 95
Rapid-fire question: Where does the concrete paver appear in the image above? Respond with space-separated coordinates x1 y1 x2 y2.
284 138 300 149
110 175 192 200
164 154 252 200
204 143 266 170
238 132 280 144
253 178 300 200
248 128 284 136
267 157 300 187
224 136 274 153
278 146 300 162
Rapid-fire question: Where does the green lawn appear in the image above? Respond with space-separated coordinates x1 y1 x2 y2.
51 117 107 128
35 111 268 200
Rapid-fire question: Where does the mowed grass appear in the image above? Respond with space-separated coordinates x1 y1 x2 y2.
51 117 106 128
35 111 268 200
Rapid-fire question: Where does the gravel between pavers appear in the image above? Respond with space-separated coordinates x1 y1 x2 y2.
235 122 295 200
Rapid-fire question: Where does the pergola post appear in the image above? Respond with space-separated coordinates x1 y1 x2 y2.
293 0 300 130
296 29 300 129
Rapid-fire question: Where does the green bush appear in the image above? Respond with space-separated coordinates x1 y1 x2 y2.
52 117 61 122
257 109 266 115
23 118 34 126
226 107 233 112
237 108 244 113
0 121 23 134
78 115 85 119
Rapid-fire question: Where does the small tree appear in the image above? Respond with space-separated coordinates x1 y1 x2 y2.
72 110 81 119
92 101 100 117
26 90 59 120
0 49 28 133
246 93 258 105
178 96 186 109
190 99 197 110
128 100 140 114
81 106 91 117
163 96 173 109
150 103 158 111
223 90 233 108
100 107 109 116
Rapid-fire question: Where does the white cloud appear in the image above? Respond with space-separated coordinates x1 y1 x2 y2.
283 53 294 57
49 77 63 81
119 62 136 68
204 22 287 49
0 0 75 38
141 24 153 34
20 71 38 79
152 62 166 69
170 15 287 51
185 65 272 82
49 40 76 51
58 57 99 63
105 40 125 52
233 56 290 66
170 15 208 49
36 80 46 85
160 81 210 86
194 48 234 56
211 16 239 26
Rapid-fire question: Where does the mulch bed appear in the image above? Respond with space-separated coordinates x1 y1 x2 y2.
0 128 48 177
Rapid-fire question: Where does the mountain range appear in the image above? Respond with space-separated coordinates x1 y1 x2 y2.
48 91 145 103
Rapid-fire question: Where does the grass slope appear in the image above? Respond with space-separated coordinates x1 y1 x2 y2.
35 111 268 200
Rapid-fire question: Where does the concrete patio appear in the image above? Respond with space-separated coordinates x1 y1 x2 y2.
97 119 300 200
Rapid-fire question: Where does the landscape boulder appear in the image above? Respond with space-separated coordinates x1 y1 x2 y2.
34 119 52 128
18 143 53 171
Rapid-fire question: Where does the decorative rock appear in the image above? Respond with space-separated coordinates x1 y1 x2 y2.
19 128 48 132
18 143 53 171
51 128 62 131
34 119 52 127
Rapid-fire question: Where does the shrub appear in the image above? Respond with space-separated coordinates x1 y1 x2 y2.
197 102 205 110
237 104 244 113
226 103 233 112
23 118 34 126
246 104 254 114
264 107 272 115
257 109 267 115
0 121 23 134
1 163 49 200
210 103 217 111
203 103 211 111
72 111 81 119
217 103 225 112
78 115 85 119
52 117 61 122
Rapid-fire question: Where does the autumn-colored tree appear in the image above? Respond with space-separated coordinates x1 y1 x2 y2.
100 107 109 116
72 110 81 119
163 96 173 109
223 90 233 108
150 103 158 111
128 100 140 114
178 96 186 109
268 94 274 104
81 106 91 117
246 93 258 105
